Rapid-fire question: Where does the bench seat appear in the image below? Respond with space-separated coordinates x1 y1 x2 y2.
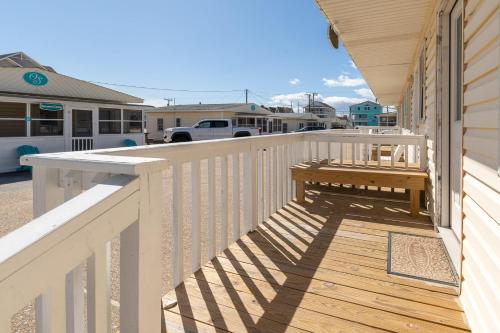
291 163 428 216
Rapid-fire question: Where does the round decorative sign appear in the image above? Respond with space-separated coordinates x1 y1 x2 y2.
250 104 256 111
23 72 48 86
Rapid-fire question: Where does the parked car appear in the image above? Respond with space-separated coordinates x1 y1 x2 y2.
164 119 260 142
294 126 327 132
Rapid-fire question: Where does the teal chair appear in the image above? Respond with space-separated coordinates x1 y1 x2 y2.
16 145 40 171
123 139 137 147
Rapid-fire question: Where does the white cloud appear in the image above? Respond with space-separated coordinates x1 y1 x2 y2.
322 75 365 87
269 92 364 112
354 88 375 100
321 96 364 111
349 60 357 69
289 78 301 86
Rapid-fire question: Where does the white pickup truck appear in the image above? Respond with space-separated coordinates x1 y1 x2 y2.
163 119 260 143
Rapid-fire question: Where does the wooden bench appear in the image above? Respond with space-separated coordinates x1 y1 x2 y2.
291 163 428 216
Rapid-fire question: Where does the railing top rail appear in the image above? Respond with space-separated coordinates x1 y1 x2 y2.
0 175 137 282
21 152 169 174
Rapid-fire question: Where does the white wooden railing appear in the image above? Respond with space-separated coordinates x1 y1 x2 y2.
0 129 426 332
305 132 426 170
72 137 94 151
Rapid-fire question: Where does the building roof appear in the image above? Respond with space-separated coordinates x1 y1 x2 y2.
317 0 435 105
276 112 320 120
0 67 143 104
307 100 336 110
349 100 381 108
149 103 273 115
0 52 55 72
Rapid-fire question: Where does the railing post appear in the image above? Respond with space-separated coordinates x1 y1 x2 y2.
419 137 427 170
120 171 162 333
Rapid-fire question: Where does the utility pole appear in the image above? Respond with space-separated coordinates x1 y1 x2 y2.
311 92 318 110
245 89 248 104
306 93 311 113
297 101 300 113
164 98 174 106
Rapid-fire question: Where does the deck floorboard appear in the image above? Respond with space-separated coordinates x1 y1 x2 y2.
163 191 469 333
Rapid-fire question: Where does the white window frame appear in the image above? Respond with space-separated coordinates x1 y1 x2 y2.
30 103 64 137
98 108 122 134
0 101 28 138
123 109 143 134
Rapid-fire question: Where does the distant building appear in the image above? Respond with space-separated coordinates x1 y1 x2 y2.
376 111 398 126
349 101 382 126
146 103 274 141
0 52 148 173
304 101 339 128
268 106 294 113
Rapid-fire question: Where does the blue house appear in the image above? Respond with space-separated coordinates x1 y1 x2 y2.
349 101 382 126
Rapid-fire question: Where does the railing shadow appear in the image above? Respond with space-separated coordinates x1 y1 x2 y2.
172 190 433 332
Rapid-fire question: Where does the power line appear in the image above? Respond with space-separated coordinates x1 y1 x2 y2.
88 80 244 93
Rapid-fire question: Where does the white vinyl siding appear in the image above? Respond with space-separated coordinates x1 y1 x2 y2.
460 1 500 332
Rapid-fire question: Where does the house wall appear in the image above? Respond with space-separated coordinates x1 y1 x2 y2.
400 0 499 331
460 0 500 331
0 96 145 172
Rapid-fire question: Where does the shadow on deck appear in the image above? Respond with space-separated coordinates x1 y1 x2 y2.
162 189 469 333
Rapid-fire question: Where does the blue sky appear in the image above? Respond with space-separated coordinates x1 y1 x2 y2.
3 0 375 113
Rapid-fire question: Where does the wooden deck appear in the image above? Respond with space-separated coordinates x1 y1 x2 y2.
162 190 470 333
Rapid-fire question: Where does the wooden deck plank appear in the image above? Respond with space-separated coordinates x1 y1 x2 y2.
180 278 387 333
207 256 468 329
166 284 309 333
192 267 468 333
163 194 469 332
215 248 463 311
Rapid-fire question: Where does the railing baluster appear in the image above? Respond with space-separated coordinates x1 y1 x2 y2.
327 142 331 165
191 160 201 271
242 151 252 233
277 145 282 210
364 143 369 167
308 140 313 163
351 142 355 166
340 143 344 165
251 146 258 230
315 141 320 164
266 147 271 218
220 156 228 251
87 243 111 333
282 144 287 205
390 144 395 169
286 143 291 202
404 145 409 169
232 153 240 241
51 278 67 333
258 149 264 224
377 144 381 167
172 163 184 286
272 146 278 213
207 158 216 258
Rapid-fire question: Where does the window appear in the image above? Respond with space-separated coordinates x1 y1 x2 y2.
175 118 181 127
364 106 370 111
299 122 304 129
0 102 26 137
196 120 211 128
157 118 164 131
212 120 228 128
31 104 63 136
419 49 426 119
272 119 282 132
357 107 360 110
123 109 142 133
237 117 255 128
99 108 121 134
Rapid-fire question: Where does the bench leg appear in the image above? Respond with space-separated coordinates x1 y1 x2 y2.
410 189 420 217
296 180 305 203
